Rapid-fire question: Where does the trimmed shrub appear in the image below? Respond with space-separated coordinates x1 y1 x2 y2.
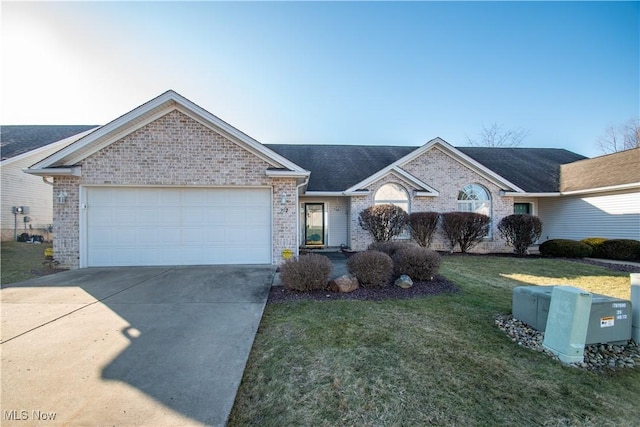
497 214 542 256
368 240 419 257
539 239 593 258
393 247 441 281
441 212 491 253
581 237 608 258
358 204 410 242
279 253 332 291
409 211 440 247
597 239 640 262
347 250 394 288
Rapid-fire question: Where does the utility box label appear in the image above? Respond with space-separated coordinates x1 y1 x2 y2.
600 316 615 328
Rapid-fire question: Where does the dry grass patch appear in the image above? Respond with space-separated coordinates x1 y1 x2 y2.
230 257 639 426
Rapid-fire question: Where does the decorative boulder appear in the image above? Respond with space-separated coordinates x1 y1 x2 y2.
395 274 414 289
329 274 359 293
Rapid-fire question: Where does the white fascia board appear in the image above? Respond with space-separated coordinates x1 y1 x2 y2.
2 128 97 167
302 191 349 197
560 182 640 196
30 90 307 174
343 190 371 196
23 166 81 177
503 192 561 197
415 191 438 197
265 169 310 178
344 165 439 195
31 92 179 169
393 138 524 192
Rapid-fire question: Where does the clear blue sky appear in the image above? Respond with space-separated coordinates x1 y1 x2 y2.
2 1 638 157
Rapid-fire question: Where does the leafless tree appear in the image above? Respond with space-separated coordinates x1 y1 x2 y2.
596 118 640 154
465 122 529 147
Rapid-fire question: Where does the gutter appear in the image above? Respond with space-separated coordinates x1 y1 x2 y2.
23 166 81 177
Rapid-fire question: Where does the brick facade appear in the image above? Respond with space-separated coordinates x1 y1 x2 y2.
349 146 514 253
54 110 298 268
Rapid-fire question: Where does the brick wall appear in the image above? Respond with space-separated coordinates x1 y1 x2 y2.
54 109 298 268
349 146 514 253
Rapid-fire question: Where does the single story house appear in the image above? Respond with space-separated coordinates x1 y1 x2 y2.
24 91 639 268
1 126 98 241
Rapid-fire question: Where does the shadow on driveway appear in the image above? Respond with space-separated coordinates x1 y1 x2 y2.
1 265 275 426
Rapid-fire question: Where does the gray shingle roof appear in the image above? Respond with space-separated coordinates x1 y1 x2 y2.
1 125 98 160
267 144 587 193
266 144 416 192
457 147 587 193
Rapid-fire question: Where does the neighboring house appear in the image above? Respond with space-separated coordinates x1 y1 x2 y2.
23 90 635 269
538 148 640 241
1 126 98 241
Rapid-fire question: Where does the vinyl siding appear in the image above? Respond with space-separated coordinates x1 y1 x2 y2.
538 190 640 242
1 153 57 240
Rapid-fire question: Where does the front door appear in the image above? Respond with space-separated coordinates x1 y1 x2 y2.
305 203 325 246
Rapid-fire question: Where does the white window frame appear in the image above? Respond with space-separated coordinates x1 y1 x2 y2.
457 183 492 237
374 183 410 239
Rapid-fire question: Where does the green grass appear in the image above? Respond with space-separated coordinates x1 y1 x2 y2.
229 256 639 426
1 241 54 285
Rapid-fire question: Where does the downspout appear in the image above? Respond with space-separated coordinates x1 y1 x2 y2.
295 176 310 257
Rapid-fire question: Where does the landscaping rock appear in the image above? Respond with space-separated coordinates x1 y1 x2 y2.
395 274 413 289
329 274 359 293
495 314 640 371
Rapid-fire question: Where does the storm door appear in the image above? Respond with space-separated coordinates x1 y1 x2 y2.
304 203 325 245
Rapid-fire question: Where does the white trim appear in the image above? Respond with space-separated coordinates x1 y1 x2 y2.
343 190 371 196
303 191 350 197
344 166 439 195
344 137 523 194
503 192 562 197
29 90 307 174
561 182 640 196
23 166 81 177
503 182 640 198
265 169 310 178
2 128 97 166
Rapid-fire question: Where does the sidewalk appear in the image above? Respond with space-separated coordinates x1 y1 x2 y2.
584 258 640 268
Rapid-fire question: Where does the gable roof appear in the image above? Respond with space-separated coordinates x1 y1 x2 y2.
26 90 308 177
266 144 415 192
560 147 639 192
1 125 98 160
457 147 587 193
268 143 585 193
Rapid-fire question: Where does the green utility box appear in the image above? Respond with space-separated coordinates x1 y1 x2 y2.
513 285 632 345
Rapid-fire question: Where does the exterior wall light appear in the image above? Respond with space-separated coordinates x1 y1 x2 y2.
280 193 288 204
57 191 68 204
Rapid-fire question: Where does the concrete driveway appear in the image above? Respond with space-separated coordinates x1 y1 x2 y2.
1 265 275 426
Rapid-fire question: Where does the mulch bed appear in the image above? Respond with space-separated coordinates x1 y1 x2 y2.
267 275 459 304
267 253 639 304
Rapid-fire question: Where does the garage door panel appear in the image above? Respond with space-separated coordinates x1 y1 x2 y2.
86 187 272 266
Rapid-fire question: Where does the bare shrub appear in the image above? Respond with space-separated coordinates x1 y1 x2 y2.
409 212 440 247
368 241 418 257
441 212 490 253
346 250 394 288
393 247 441 281
358 204 409 242
280 253 332 291
497 214 542 256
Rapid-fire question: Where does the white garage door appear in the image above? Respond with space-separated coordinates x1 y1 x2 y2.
85 187 272 266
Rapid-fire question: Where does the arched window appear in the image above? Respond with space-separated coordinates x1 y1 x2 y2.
375 183 410 239
457 184 491 216
375 183 409 212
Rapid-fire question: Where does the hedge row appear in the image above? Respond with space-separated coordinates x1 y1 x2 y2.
540 238 640 261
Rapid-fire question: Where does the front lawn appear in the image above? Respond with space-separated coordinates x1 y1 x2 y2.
229 256 639 426
1 241 55 285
